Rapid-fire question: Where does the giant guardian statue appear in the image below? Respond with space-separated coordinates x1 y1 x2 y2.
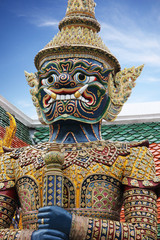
0 0 159 239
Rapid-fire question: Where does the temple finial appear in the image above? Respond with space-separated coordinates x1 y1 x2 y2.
66 0 96 18
59 0 100 32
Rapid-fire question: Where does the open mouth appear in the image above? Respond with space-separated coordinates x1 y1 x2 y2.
43 84 92 107
48 94 89 104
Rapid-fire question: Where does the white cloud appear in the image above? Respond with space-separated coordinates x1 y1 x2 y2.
16 100 34 108
16 101 38 119
38 20 59 27
14 7 59 28
120 101 160 116
144 77 160 83
110 47 160 67
27 15 59 28
100 22 160 67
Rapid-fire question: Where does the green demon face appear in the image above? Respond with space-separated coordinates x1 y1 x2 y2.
36 58 113 124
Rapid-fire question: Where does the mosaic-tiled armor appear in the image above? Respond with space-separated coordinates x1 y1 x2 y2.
0 0 160 239
0 140 159 239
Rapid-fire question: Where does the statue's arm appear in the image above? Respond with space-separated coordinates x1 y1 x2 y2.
121 145 159 240
0 186 19 239
0 187 33 239
0 151 33 240
37 204 144 240
0 185 69 240
69 214 146 240
69 191 157 240
123 186 157 240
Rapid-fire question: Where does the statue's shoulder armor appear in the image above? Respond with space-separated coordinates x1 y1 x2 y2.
62 139 149 169
101 139 150 165
121 140 160 188
10 142 52 170
122 139 154 177
109 139 149 152
0 150 16 190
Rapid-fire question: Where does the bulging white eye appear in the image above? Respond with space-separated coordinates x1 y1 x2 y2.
74 72 96 83
42 74 57 86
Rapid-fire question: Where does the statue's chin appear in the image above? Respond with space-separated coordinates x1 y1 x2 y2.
41 112 104 125
39 91 109 125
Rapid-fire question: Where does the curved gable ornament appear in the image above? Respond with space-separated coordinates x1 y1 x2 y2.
0 112 17 155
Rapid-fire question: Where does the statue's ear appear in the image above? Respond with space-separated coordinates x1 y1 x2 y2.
24 71 38 88
24 71 46 125
104 65 144 121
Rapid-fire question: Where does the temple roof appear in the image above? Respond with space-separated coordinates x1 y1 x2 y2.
101 122 160 144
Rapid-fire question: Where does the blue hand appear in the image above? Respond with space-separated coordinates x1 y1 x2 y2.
31 229 68 240
38 206 72 236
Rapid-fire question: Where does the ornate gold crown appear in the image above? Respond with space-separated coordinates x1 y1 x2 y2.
34 0 121 72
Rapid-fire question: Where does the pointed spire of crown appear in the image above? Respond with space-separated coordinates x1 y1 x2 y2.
59 0 100 32
66 0 96 17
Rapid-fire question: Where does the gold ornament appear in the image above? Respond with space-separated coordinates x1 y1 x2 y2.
24 71 46 124
104 65 144 121
0 112 16 155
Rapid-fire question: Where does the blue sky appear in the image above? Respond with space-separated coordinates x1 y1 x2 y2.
0 0 160 119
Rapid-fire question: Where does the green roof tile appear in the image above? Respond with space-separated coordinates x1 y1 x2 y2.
33 127 49 144
101 122 160 144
